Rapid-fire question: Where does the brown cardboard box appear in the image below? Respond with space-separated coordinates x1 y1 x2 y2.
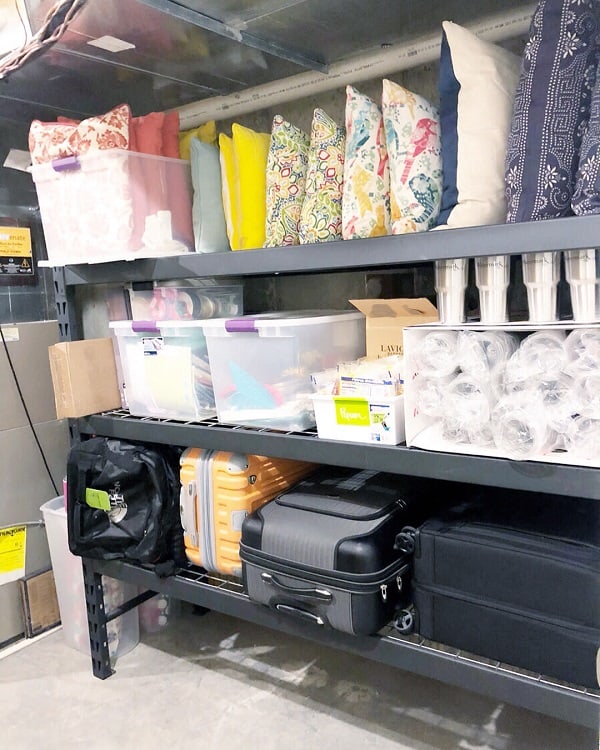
48 338 121 419
349 298 439 359
19 568 61 637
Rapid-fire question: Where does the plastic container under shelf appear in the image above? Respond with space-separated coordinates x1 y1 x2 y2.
128 284 243 321
40 496 139 658
201 311 366 430
110 319 217 421
31 149 194 265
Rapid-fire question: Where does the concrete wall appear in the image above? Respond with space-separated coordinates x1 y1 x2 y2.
0 321 69 645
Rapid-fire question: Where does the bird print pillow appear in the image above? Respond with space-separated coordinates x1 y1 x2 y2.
382 79 442 233
342 85 391 239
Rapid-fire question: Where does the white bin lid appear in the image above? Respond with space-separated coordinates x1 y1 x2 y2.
201 310 364 336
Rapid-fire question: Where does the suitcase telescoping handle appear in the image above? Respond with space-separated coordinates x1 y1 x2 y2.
261 572 333 602
274 604 325 626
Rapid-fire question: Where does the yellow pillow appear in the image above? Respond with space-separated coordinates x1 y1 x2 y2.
232 123 270 250
179 121 217 160
218 133 241 250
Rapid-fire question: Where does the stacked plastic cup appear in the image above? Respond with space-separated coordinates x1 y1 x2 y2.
434 259 468 324
564 249 599 323
522 251 560 323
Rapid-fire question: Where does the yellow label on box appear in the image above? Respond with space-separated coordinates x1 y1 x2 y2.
0 525 26 585
334 398 370 426
0 227 32 257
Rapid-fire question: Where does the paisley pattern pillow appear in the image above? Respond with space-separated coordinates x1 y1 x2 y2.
299 108 346 244
342 86 391 240
29 104 132 165
265 115 310 247
505 0 600 223
573 65 600 215
382 79 442 234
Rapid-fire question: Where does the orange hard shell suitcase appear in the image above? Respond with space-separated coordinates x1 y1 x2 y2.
180 448 316 576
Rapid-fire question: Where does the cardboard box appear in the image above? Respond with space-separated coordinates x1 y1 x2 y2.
350 298 438 359
19 568 61 637
404 322 600 468
48 338 121 419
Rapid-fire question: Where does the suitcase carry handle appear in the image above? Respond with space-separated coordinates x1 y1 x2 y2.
179 481 198 546
261 572 333 602
274 603 325 626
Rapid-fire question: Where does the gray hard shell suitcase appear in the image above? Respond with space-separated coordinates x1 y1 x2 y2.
239 467 446 636
412 490 600 688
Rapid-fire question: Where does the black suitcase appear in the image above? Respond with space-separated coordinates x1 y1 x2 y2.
412 489 600 688
240 466 451 636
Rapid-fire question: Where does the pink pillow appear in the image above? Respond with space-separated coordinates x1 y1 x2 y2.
29 104 132 164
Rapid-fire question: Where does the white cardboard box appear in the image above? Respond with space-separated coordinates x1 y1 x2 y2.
403 322 600 468
312 394 405 445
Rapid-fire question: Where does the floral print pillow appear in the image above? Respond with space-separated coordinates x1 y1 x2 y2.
505 0 600 222
299 108 346 244
265 115 310 247
29 104 132 165
382 79 442 234
342 86 391 239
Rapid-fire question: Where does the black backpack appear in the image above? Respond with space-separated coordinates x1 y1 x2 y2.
67 437 186 569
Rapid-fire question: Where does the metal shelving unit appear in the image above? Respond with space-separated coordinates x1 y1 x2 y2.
56 217 600 727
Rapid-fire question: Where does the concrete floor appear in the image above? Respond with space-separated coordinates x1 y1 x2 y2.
0 605 597 750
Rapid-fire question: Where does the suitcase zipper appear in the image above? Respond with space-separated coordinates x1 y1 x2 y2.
419 525 598 571
414 581 600 633
241 544 409 593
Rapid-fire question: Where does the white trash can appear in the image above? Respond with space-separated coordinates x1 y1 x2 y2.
40 496 139 659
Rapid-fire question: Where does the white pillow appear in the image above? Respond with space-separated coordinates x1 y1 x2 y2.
438 21 521 228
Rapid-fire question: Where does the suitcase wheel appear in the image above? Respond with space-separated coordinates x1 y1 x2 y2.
394 527 416 555
393 608 414 634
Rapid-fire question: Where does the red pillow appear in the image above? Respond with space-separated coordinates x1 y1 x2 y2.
162 111 181 158
133 112 165 156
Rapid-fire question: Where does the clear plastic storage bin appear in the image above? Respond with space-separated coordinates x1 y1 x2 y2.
201 310 366 430
128 284 243 321
110 320 216 421
31 150 194 265
40 496 139 658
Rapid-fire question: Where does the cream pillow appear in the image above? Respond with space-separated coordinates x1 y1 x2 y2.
437 21 521 228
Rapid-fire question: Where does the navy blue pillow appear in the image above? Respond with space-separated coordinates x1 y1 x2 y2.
436 28 459 226
573 62 600 214
505 0 600 223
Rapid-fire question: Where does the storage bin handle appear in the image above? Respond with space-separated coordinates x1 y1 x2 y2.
225 318 257 333
261 572 332 602
274 603 325 626
132 321 160 333
52 155 80 172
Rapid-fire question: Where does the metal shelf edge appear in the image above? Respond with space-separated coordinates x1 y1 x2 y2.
87 558 600 728
62 214 600 285
76 413 600 499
